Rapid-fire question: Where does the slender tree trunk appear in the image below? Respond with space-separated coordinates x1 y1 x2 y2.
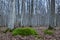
8 0 16 29
49 0 55 27
29 0 33 27
21 0 25 27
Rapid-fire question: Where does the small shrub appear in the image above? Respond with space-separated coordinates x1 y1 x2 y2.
3 28 9 33
12 27 38 36
3 28 14 33
48 25 54 30
29 25 32 27
44 29 53 35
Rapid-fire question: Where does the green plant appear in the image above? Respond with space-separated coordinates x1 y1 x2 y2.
48 25 54 30
3 28 14 33
12 27 38 36
44 29 53 35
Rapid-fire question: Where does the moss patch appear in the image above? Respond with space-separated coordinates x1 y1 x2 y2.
12 27 38 36
44 29 54 35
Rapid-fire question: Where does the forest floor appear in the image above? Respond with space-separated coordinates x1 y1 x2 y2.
0 27 60 40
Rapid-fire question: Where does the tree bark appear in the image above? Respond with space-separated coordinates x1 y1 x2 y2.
49 0 55 27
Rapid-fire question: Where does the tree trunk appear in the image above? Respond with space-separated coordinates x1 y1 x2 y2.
8 0 16 29
49 0 55 27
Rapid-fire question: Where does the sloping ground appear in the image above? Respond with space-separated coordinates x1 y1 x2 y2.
0 27 60 40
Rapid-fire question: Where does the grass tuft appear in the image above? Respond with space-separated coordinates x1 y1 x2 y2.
44 29 53 35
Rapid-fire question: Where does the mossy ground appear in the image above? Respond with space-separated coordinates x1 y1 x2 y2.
0 27 60 40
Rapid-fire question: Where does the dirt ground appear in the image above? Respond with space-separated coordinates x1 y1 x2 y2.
0 27 60 40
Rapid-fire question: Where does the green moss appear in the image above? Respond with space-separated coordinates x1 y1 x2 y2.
44 29 53 35
12 27 38 36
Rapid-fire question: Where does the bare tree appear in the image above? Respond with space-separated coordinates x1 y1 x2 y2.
29 0 33 27
8 0 16 29
49 0 55 27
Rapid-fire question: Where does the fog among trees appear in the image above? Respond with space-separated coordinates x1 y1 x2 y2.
0 0 60 29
